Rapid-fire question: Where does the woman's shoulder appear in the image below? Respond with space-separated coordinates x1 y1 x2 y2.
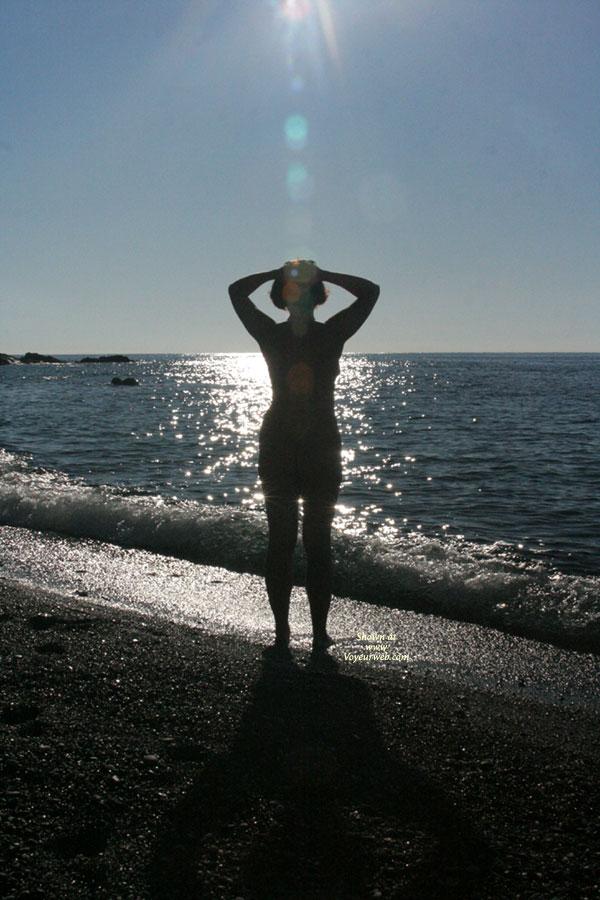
268 319 341 351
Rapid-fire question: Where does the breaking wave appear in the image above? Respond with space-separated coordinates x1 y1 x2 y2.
1 448 599 652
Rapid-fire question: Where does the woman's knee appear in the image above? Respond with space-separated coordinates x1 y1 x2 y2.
302 497 334 533
268 533 297 556
265 493 298 536
302 526 332 561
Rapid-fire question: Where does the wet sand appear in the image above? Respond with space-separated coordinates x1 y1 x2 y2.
1 577 599 899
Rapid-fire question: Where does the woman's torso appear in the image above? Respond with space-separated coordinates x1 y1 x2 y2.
259 320 343 442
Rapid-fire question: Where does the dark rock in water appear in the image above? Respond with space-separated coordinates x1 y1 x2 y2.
111 376 139 386
20 352 62 364
81 354 131 363
0 353 17 365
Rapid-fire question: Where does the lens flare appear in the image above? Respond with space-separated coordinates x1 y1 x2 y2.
284 114 308 150
286 162 313 202
272 0 341 256
283 281 302 303
286 361 314 395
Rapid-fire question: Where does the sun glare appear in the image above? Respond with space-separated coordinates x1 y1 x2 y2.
315 0 340 68
280 0 311 22
275 0 340 66
271 0 341 259
236 353 269 385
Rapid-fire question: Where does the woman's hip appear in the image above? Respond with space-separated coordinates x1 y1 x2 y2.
258 427 342 500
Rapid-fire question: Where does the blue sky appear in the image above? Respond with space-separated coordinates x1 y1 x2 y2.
1 0 599 352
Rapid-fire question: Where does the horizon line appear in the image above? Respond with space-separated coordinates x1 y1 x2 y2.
4 349 600 357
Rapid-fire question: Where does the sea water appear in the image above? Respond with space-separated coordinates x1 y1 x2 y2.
1 353 599 650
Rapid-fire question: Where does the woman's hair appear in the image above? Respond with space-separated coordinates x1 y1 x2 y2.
270 276 328 310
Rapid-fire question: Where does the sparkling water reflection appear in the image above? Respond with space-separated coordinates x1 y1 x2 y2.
2 353 600 574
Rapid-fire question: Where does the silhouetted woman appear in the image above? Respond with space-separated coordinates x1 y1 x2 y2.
229 261 379 655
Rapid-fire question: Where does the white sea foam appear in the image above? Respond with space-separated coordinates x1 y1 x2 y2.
1 449 599 651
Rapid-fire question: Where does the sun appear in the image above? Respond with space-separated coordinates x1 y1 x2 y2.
279 0 312 22
275 0 340 68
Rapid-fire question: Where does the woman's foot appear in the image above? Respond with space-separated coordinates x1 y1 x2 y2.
261 623 292 663
275 623 291 647
262 642 294 666
311 631 334 653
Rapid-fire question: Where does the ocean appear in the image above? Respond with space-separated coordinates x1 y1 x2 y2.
1 352 599 652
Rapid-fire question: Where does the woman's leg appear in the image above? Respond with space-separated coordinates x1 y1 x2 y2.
302 496 336 651
264 489 299 646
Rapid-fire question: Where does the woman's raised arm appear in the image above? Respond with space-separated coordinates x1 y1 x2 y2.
320 269 380 342
229 269 279 343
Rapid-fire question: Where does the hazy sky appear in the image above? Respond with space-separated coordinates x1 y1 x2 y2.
1 0 599 353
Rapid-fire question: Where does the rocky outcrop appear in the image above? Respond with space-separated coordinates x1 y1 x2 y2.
81 355 131 363
3 352 133 364
111 377 139 386
21 352 62 364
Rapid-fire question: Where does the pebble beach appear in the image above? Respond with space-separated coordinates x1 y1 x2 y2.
2 577 600 899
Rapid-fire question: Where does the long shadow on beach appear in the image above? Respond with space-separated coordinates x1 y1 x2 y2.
149 658 490 899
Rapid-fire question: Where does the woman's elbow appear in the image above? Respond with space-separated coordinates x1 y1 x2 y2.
370 282 380 301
